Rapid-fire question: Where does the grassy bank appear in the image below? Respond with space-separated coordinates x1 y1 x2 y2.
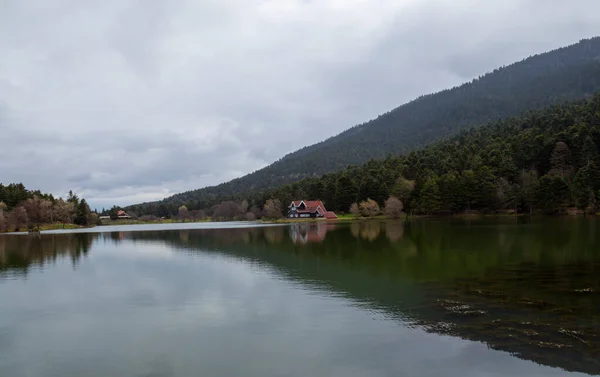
39 223 85 231
0 223 93 234
262 214 391 223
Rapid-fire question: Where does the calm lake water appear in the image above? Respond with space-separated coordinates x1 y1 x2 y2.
0 218 598 376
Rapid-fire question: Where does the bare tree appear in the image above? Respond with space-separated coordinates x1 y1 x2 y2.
23 196 52 231
189 209 206 221
87 212 101 226
178 205 189 222
139 215 160 222
214 201 244 221
245 212 257 221
53 199 76 228
249 205 262 219
9 206 28 231
383 196 404 219
359 198 381 217
239 199 249 214
263 199 283 219
0 202 7 232
0 208 7 232
349 203 360 218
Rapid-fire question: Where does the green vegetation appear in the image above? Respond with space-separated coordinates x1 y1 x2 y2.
0 184 96 233
39 224 82 231
128 93 600 217
127 37 600 215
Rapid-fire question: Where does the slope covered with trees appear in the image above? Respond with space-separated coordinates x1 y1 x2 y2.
129 94 600 217
129 37 600 211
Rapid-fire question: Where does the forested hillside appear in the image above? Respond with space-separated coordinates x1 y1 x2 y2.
128 94 600 217
129 37 600 213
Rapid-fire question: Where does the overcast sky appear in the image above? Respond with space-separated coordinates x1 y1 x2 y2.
1 0 599 210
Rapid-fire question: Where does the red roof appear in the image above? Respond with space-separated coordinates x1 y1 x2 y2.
117 210 128 216
290 200 337 218
291 200 327 211
324 211 338 219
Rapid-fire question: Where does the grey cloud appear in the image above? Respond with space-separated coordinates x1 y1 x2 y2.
1 0 600 209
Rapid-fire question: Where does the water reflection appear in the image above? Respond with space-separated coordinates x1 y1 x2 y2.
1 219 599 375
289 222 336 244
0 233 97 277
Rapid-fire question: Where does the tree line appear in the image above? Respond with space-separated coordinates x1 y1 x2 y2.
0 184 96 232
126 93 600 218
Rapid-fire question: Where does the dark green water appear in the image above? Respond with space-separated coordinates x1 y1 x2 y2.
0 218 598 376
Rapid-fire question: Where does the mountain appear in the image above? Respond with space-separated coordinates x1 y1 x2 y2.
257 93 600 215
128 37 600 214
129 92 600 217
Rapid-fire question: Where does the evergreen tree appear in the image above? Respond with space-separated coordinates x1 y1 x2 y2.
572 161 600 210
419 177 441 214
460 170 477 212
474 166 499 210
536 175 569 214
334 174 357 213
67 190 80 206
580 135 599 165
439 172 462 213
520 170 539 215
74 199 91 226
390 176 415 205
549 141 574 180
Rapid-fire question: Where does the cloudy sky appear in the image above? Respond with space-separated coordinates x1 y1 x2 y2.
1 0 599 210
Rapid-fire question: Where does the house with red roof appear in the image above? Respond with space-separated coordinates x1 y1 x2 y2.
117 210 131 219
287 200 337 219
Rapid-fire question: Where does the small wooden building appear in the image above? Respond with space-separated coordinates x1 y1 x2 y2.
287 200 337 219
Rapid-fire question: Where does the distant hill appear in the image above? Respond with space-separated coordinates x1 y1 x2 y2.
164 93 600 217
129 37 600 213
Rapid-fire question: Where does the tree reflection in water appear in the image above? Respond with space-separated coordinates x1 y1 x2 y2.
1 218 598 374
0 233 97 276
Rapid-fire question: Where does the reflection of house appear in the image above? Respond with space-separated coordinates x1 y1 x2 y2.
117 210 131 219
289 222 335 244
287 200 337 219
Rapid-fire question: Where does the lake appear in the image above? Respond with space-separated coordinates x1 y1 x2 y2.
0 218 598 376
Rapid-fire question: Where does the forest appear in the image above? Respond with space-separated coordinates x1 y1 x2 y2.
0 184 96 232
134 37 600 209
126 93 600 218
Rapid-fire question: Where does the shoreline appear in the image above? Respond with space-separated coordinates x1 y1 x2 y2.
2 212 598 234
261 211 600 224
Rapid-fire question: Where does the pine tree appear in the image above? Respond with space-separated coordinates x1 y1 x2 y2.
536 175 569 214
419 177 441 214
549 141 574 180
334 174 357 214
75 199 91 225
